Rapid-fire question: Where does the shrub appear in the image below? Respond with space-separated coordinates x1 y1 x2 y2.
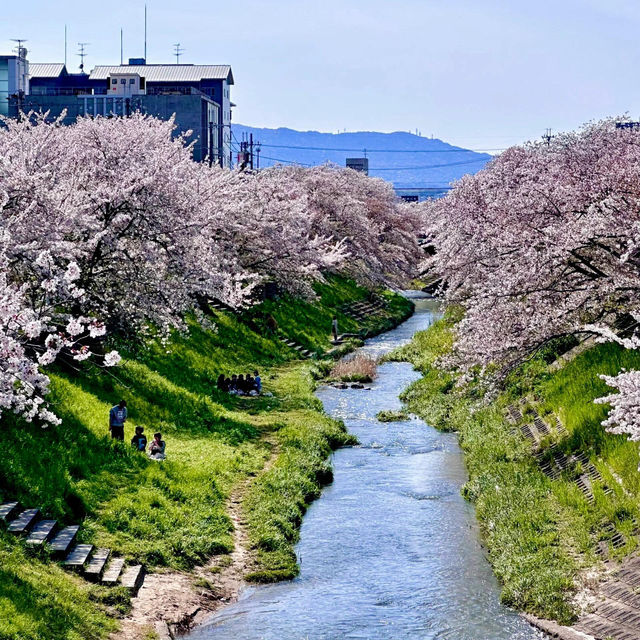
329 354 378 382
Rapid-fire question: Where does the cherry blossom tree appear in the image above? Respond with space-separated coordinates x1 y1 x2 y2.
0 112 423 426
421 117 640 446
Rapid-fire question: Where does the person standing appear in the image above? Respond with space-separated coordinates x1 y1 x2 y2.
332 317 339 341
109 400 128 441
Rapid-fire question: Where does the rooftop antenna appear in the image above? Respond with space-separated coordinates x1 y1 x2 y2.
120 28 123 65
144 4 147 61
173 43 184 64
542 128 553 145
78 42 90 73
11 38 27 58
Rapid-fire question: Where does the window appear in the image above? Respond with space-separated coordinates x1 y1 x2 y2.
112 79 117 85
129 78 135 84
120 79 126 84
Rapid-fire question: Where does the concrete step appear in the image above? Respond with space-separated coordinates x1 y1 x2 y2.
595 599 640 629
49 525 80 555
534 417 550 435
63 544 93 569
120 564 145 592
85 548 111 581
8 509 40 534
603 581 640 610
26 520 57 546
101 557 126 585
0 501 20 523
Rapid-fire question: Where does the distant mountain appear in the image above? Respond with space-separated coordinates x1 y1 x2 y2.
233 125 492 189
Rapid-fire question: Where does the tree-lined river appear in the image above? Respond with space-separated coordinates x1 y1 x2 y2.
188 295 543 640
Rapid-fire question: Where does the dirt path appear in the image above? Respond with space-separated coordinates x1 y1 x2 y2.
113 439 278 640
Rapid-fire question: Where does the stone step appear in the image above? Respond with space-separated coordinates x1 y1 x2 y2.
49 525 80 555
0 501 20 523
8 509 40 534
85 548 111 581
25 519 57 546
63 544 94 569
120 564 145 592
101 557 126 585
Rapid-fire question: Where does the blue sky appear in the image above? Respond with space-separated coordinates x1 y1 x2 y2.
2 0 639 150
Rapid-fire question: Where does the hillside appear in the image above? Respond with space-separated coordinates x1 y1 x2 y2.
233 125 492 189
0 277 413 640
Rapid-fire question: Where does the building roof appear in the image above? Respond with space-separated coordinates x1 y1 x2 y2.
89 64 234 84
28 63 66 78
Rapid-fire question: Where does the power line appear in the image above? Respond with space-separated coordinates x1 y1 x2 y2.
369 158 487 171
253 142 504 153
258 156 486 172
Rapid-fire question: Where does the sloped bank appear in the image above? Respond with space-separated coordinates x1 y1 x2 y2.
387 309 640 626
0 276 413 640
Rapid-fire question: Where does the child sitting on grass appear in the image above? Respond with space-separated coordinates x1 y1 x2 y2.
130 426 147 452
149 432 166 460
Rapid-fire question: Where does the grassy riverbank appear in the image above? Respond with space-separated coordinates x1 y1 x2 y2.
390 309 640 624
0 276 413 640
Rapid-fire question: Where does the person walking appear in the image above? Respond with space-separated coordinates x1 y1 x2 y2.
109 400 128 441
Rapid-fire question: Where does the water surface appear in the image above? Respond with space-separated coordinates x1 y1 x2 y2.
189 296 542 640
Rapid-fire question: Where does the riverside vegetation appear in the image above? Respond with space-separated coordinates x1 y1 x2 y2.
0 277 413 640
0 112 422 640
388 308 640 624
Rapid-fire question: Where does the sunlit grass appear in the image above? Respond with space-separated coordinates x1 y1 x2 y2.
0 276 412 639
389 312 640 623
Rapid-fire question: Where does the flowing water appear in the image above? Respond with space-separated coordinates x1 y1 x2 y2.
189 295 543 640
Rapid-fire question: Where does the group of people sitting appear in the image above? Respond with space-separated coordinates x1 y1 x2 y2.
109 400 166 460
216 371 262 396
131 426 166 460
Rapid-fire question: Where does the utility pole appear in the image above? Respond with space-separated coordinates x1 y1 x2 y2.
208 122 214 167
11 39 27 116
256 143 261 170
144 4 147 61
78 42 90 73
173 43 184 64
249 133 254 170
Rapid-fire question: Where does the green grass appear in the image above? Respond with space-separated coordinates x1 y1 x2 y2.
0 276 412 640
388 311 640 624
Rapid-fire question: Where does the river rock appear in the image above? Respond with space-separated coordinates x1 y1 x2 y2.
351 383 364 389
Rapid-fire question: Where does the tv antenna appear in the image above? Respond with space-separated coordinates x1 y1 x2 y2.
11 38 27 57
78 42 90 72
542 128 554 145
173 43 184 64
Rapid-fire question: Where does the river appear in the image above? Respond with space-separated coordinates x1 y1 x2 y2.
188 295 543 640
